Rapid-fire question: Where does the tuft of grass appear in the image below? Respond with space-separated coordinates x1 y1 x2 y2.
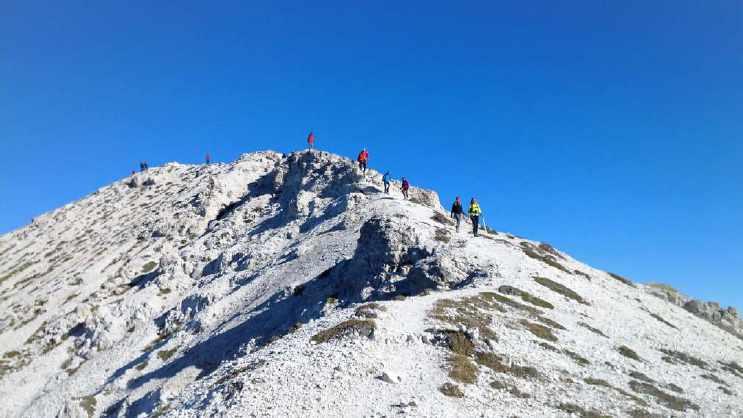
141 261 158 273
475 352 540 380
557 403 611 418
629 371 655 383
608 272 636 287
0 262 36 287
79 395 97 418
651 313 677 330
627 409 663 418
447 354 478 384
573 270 592 280
354 303 386 319
536 316 566 331
135 360 149 371
480 292 541 315
659 349 708 369
310 319 376 344
498 285 554 309
521 243 573 274
431 212 455 226
618 345 643 362
578 321 608 338
700 373 728 386
520 320 558 342
441 331 475 356
718 361 743 378
490 380 531 398
628 381 699 412
434 228 451 243
534 276 589 305
428 297 498 341
157 348 177 362
439 382 464 398
647 283 679 293
563 349 590 366
584 377 648 407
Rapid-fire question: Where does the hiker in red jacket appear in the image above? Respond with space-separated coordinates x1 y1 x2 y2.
401 177 410 200
357 149 369 173
307 131 315 150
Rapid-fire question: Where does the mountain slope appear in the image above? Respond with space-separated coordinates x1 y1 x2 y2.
0 150 741 418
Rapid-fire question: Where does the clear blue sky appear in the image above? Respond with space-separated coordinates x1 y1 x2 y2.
2 1 741 310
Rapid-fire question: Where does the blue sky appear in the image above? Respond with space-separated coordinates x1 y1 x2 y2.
2 1 741 310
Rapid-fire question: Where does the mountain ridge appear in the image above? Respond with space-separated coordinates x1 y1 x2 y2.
0 150 741 418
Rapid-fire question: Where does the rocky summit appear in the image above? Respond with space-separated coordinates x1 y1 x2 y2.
0 150 741 418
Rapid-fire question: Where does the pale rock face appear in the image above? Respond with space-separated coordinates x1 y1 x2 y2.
0 150 741 418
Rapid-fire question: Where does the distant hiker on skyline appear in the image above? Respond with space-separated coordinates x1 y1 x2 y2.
205 153 211 164
357 149 369 173
451 196 464 232
401 177 410 200
383 171 391 194
469 198 482 237
307 131 315 150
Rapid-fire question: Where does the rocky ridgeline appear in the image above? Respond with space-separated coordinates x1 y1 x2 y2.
646 284 743 340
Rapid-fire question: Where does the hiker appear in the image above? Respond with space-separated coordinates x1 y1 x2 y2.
451 196 464 232
307 131 315 150
139 162 145 172
143 161 149 171
401 177 410 200
357 149 369 173
383 171 391 193
469 198 482 237
205 153 211 164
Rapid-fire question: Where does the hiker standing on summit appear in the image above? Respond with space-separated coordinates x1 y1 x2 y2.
469 198 482 237
357 149 369 173
451 196 464 232
307 131 315 150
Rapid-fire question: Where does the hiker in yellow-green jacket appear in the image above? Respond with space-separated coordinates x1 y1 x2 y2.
469 198 482 237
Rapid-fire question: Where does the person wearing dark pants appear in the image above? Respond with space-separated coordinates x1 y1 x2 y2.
469 198 482 237
383 171 391 193
451 196 464 232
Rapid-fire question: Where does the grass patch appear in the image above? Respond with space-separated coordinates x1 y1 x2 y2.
434 228 451 243
563 349 590 366
573 270 592 280
627 409 663 418
659 349 708 369
428 297 498 340
629 371 655 383
480 292 541 315
578 321 608 338
521 243 572 274
475 351 541 380
157 348 177 362
135 360 149 371
354 303 386 319
520 320 558 342
608 272 636 287
448 354 478 384
310 319 376 344
431 212 455 226
490 380 531 398
618 345 642 362
647 311 677 330
628 381 699 412
498 285 554 309
0 262 36 286
557 403 611 418
141 261 158 273
584 378 648 407
78 395 97 418
536 316 566 330
718 361 743 378
439 382 464 398
701 373 728 386
534 276 589 305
